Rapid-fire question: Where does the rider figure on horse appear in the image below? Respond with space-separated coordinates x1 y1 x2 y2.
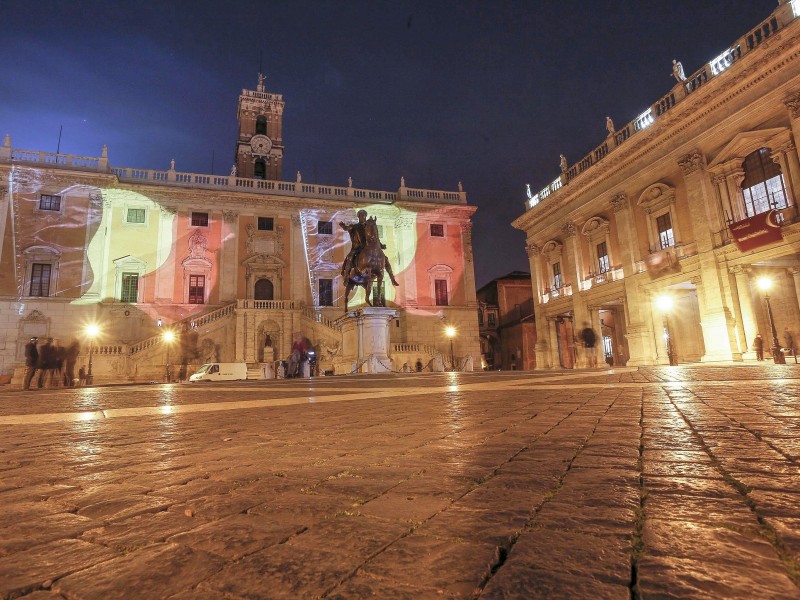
340 210 400 286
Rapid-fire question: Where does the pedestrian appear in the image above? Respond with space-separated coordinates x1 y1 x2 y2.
784 328 794 356
23 337 39 390
52 339 64 388
64 340 80 386
415 359 423 372
78 365 86 386
37 338 55 388
580 322 598 368
179 363 187 383
754 333 764 361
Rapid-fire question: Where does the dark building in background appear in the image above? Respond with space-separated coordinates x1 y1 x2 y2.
477 271 536 370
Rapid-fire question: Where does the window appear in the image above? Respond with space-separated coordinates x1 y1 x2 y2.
742 148 788 217
434 279 449 306
191 212 209 227
254 158 266 180
29 264 51 297
256 115 267 135
319 278 333 306
430 223 445 237
39 194 61 211
317 221 333 235
188 275 205 304
377 224 385 239
488 312 497 327
478 310 484 326
552 262 563 289
126 208 146 224
258 216 274 231
120 273 139 303
656 213 675 249
597 241 610 274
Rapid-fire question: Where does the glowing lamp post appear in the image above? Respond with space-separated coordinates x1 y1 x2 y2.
162 329 176 382
445 326 456 372
655 295 677 366
756 277 785 364
85 324 99 385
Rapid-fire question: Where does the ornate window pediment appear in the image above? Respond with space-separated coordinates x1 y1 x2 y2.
580 216 610 241
708 128 790 170
541 240 563 261
637 183 676 214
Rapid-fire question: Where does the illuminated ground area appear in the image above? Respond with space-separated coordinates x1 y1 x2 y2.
1 368 799 598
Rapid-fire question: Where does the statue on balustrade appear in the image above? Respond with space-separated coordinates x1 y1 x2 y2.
606 116 615 136
339 209 399 311
559 154 568 173
672 59 686 82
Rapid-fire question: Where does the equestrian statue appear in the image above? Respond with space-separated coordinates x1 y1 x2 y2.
340 209 399 312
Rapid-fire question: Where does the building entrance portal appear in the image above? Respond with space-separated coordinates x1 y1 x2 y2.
555 316 576 368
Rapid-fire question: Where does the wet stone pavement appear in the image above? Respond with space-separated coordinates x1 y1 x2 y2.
0 366 799 599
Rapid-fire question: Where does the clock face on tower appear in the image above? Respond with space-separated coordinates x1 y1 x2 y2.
250 134 273 156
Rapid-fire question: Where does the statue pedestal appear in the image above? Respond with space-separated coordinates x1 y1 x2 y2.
336 307 397 374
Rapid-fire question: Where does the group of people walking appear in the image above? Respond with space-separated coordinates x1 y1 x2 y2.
23 337 83 390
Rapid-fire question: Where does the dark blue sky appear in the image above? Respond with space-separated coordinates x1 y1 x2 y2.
1 0 778 286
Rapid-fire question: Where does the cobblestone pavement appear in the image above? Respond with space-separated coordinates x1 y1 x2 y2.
1 366 799 599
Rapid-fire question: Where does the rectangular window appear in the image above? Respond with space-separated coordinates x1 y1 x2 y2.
120 273 139 303
377 224 385 239
191 212 209 227
597 241 610 274
656 213 675 249
743 175 788 217
258 216 274 231
488 312 497 327
126 208 146 224
317 220 333 235
552 262 563 289
39 194 61 211
430 223 445 237
372 281 386 306
29 263 52 297
188 275 205 304
434 279 448 306
478 310 484 326
319 278 333 306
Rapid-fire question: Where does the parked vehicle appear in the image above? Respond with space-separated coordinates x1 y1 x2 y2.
189 362 247 382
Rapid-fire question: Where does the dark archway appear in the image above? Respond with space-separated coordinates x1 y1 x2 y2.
254 278 274 300
254 158 266 180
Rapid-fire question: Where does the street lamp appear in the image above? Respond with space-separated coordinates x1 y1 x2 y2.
85 323 99 385
162 329 176 382
445 326 456 372
655 295 677 366
756 276 785 364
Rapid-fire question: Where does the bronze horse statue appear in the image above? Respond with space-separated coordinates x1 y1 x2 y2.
343 216 389 311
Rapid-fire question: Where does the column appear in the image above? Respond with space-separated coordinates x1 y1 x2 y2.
290 213 307 302
678 150 742 361
527 243 550 370
547 317 560 370
460 222 478 308
587 305 605 368
790 268 800 317
155 205 177 303
731 266 758 358
220 210 239 302
561 221 584 292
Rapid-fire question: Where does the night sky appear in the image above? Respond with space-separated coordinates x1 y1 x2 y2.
1 0 778 287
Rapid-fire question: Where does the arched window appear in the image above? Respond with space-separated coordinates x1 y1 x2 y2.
256 116 267 135
741 147 787 217
254 278 274 300
254 158 266 180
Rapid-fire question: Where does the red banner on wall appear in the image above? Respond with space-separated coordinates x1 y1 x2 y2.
729 210 783 252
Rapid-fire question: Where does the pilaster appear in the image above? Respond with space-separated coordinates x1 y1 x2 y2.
220 210 239 302
460 221 478 308
730 265 758 359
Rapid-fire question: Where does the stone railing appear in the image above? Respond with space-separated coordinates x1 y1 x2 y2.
580 267 624 291
1 143 465 206
525 2 797 210
393 343 437 357
187 302 236 329
237 299 299 310
300 306 341 332
541 284 573 304
90 345 126 355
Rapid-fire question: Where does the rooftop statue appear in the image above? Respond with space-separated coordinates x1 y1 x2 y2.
560 154 568 173
672 59 687 82
606 116 615 136
339 209 399 311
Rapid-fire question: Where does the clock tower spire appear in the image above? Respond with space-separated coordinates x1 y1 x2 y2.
235 72 284 180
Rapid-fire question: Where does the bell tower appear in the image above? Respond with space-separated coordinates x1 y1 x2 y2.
234 73 284 180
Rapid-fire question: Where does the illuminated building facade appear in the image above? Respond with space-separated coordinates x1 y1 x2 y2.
477 271 536 370
514 1 800 368
0 76 479 382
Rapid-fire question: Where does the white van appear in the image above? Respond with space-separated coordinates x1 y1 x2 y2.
189 363 248 382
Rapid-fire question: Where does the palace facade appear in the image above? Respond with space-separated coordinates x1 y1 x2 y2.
0 75 480 382
514 1 800 368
